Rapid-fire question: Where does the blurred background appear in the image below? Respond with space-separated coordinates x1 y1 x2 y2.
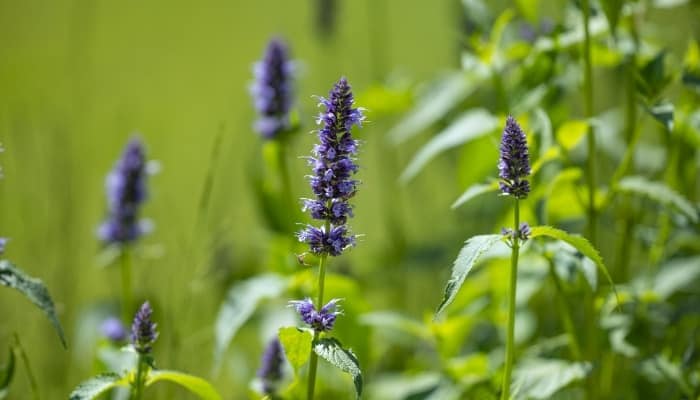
1 0 699 399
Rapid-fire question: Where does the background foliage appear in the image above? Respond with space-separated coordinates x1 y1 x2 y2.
0 0 699 399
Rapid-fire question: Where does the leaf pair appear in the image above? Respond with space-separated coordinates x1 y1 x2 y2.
69 370 221 400
278 327 362 399
435 226 617 318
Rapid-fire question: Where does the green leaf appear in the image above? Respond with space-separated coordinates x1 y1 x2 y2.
0 347 15 399
146 370 221 400
388 73 476 145
0 260 66 348
512 358 591 399
616 176 698 223
555 120 588 151
451 181 499 209
400 109 499 183
358 311 431 341
529 226 617 301
600 0 624 36
214 274 287 365
278 327 313 373
646 102 674 131
435 234 502 317
313 338 362 399
69 373 127 400
653 256 700 300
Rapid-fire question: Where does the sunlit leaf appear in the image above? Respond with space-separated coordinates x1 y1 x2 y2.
555 120 588 151
0 260 66 348
435 234 502 317
0 347 15 400
451 181 499 209
313 338 362 398
214 274 287 365
616 176 698 222
529 226 617 301
388 73 475 145
400 109 499 183
278 327 313 373
69 373 128 400
356 84 413 118
146 370 222 400
512 358 591 399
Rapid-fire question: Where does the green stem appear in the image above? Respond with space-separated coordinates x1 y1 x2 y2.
277 139 295 230
131 354 146 400
501 200 520 400
120 246 133 323
13 333 40 400
582 0 597 245
547 260 582 360
306 253 328 400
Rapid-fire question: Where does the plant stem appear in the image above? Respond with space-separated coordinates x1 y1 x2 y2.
120 246 133 323
501 200 520 400
131 354 146 400
582 0 597 245
306 252 328 400
277 138 295 231
13 333 40 400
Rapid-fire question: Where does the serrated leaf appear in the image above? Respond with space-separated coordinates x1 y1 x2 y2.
214 274 287 365
600 0 624 36
512 358 591 399
146 370 222 400
555 120 588 151
0 260 66 348
69 373 127 400
278 327 312 373
451 181 499 209
529 226 617 301
313 338 362 398
435 234 502 317
616 176 698 222
400 109 499 183
388 73 475 145
0 347 15 399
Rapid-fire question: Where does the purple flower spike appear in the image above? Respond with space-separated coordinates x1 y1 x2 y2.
251 38 294 139
131 301 158 354
0 238 6 255
99 138 150 245
289 298 342 332
298 77 364 256
257 338 285 395
101 317 128 342
498 116 531 199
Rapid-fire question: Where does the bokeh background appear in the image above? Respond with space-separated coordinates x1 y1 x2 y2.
1 0 699 399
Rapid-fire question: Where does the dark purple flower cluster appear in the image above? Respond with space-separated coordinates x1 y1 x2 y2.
498 116 531 199
289 298 342 332
257 338 285 395
99 138 149 244
502 222 531 243
298 77 364 256
131 301 158 354
101 316 128 342
251 38 294 139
